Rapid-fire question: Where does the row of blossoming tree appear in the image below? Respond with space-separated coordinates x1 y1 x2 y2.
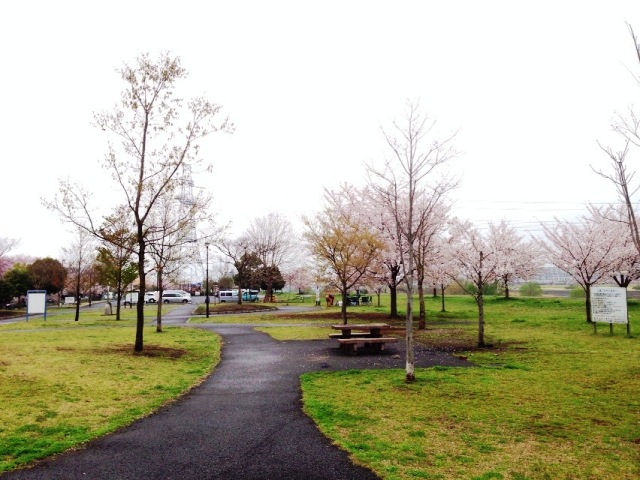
302 96 640 382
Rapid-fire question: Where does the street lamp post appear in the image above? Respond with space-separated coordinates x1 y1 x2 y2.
205 242 210 318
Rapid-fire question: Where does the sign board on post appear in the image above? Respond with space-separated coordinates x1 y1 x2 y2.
26 290 48 321
590 287 628 324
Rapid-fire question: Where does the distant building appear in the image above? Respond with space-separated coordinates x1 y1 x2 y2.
530 265 573 285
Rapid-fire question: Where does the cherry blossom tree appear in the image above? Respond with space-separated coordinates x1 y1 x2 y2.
367 101 457 382
0 237 19 277
303 185 385 323
425 236 456 313
62 227 96 322
488 220 543 299
415 202 450 328
538 205 632 322
366 207 405 318
447 219 499 348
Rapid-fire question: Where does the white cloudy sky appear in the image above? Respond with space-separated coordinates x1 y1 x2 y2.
2 0 640 259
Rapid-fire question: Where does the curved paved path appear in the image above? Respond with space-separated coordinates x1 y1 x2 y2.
2 305 468 479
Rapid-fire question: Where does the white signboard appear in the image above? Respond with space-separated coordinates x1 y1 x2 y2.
27 290 47 321
590 287 628 324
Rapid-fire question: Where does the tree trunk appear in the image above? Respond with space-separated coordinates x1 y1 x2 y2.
74 270 81 322
417 279 426 330
440 283 446 312
115 269 123 320
405 249 415 383
585 284 592 323
504 281 510 299
341 284 348 324
134 241 146 353
389 266 400 318
477 251 485 348
389 284 398 318
477 292 485 348
156 269 163 333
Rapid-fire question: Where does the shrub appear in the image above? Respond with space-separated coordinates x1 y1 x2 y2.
519 282 542 297
569 285 586 298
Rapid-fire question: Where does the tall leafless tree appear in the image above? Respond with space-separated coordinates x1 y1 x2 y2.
595 23 640 257
243 213 299 302
367 101 457 382
62 227 95 322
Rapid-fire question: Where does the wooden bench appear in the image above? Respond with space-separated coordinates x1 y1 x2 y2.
337 337 398 354
328 332 372 339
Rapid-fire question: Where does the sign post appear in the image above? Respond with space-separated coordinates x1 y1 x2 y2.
590 286 629 335
26 290 48 321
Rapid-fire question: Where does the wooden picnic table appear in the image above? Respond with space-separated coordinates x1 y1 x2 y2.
330 323 397 353
331 323 390 338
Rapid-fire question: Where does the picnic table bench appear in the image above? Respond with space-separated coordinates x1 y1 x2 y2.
330 323 398 354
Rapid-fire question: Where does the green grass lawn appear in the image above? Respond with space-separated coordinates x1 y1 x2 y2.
2 294 639 478
0 306 221 472
300 295 640 480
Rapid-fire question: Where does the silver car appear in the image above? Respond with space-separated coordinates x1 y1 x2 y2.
161 292 191 304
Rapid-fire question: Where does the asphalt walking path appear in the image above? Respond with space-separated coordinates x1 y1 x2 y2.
1 304 469 480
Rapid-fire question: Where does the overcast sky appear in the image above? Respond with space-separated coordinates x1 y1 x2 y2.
3 1 640 259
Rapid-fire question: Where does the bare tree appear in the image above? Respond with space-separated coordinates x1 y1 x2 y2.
243 213 298 302
146 190 207 332
62 227 95 322
595 23 640 256
44 53 232 351
367 101 457 382
215 237 248 304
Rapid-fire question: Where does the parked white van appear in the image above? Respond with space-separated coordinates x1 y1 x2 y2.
218 290 239 303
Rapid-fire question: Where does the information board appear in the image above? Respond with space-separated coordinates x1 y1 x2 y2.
26 290 47 321
590 287 628 324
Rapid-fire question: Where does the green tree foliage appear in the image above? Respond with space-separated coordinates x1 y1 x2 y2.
0 278 14 305
217 275 235 290
3 264 33 302
233 252 263 291
95 247 138 320
462 280 499 296
27 257 67 294
519 282 543 297
259 265 285 291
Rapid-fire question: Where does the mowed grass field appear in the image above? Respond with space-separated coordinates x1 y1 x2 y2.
0 305 220 473
1 294 639 479
294 295 640 480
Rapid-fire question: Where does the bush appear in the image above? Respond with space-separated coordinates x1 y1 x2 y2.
446 281 499 295
569 286 586 298
519 282 542 297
